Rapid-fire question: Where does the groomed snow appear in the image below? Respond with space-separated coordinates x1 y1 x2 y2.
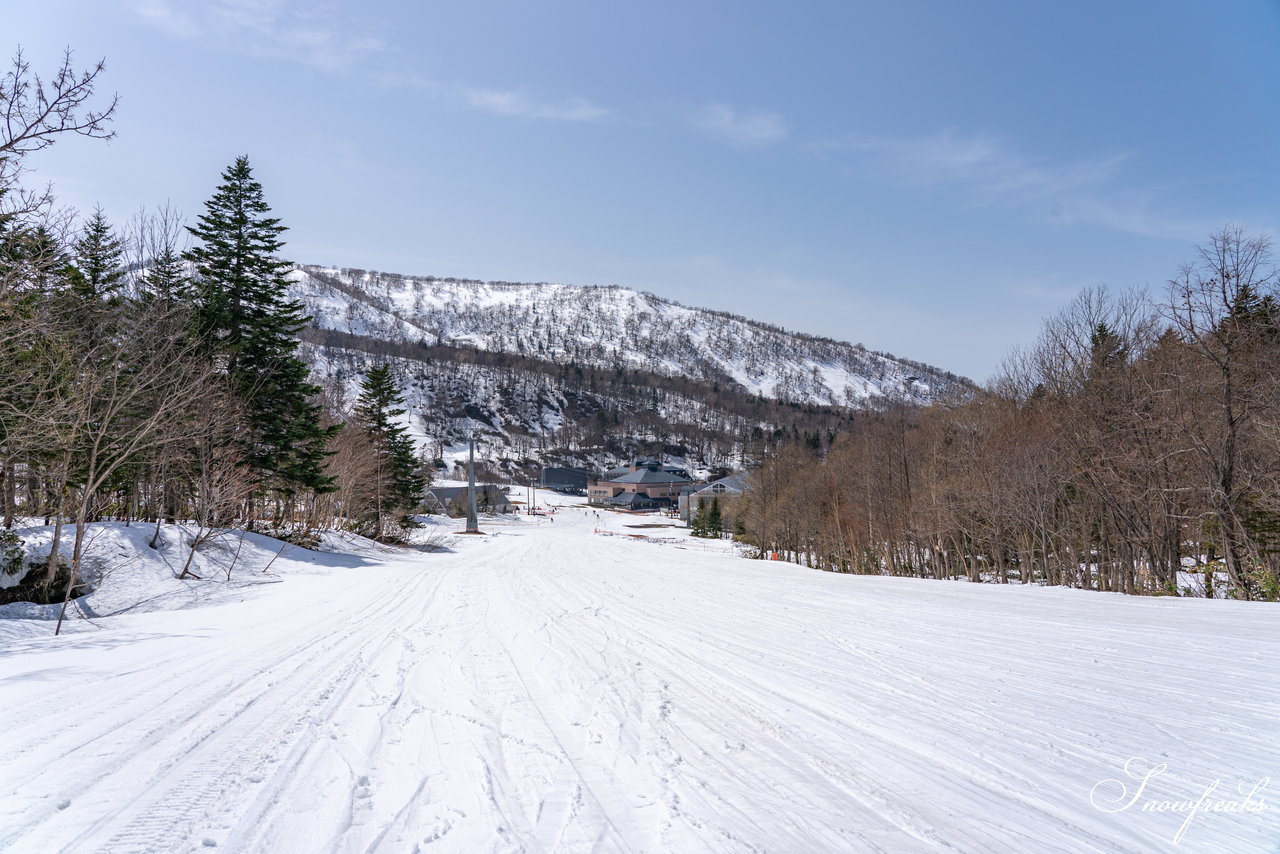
1 506 1276 853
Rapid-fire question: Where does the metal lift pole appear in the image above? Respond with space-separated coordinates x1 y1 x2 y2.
465 433 479 534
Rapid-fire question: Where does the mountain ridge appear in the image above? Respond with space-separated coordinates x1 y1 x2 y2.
290 264 971 408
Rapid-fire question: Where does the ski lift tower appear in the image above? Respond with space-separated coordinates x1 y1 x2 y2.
465 432 480 534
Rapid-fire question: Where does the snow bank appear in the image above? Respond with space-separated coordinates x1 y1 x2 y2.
0 521 396 641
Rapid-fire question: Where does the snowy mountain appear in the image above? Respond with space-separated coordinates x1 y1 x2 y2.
290 265 971 472
291 266 968 407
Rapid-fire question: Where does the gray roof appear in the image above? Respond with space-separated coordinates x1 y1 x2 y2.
605 491 662 506
604 462 690 481
692 472 751 495
540 467 589 487
610 468 691 485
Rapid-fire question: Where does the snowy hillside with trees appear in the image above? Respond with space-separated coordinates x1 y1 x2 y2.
302 327 857 478
290 265 969 408
288 266 970 472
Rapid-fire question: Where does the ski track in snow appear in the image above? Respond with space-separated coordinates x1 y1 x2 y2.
1 508 1277 853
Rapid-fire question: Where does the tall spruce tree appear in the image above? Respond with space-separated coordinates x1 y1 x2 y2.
354 363 426 539
690 498 709 537
71 207 125 301
707 496 723 537
185 156 334 497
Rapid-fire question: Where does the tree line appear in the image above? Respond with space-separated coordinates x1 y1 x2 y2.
739 227 1280 600
0 50 426 619
302 324 856 471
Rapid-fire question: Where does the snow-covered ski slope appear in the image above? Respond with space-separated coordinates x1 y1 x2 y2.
292 266 970 407
2 507 1277 853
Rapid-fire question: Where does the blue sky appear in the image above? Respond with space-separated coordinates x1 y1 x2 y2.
12 1 1280 380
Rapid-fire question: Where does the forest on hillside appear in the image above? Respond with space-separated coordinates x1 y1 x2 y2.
738 229 1280 601
303 327 856 475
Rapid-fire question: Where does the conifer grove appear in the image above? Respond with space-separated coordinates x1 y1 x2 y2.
0 52 427 616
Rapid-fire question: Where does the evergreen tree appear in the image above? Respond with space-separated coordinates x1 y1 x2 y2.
707 496 723 538
0 223 60 297
690 498 709 537
354 363 426 538
71 207 125 301
185 156 334 496
141 246 191 304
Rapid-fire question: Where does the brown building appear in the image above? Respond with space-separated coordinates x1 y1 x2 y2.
588 461 692 509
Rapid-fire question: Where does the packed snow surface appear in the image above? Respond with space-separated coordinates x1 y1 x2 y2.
1 505 1277 853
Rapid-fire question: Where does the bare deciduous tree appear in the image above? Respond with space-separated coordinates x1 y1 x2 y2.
1 47 117 220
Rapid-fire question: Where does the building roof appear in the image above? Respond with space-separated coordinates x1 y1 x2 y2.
539 467 589 487
603 461 691 481
610 468 692 485
692 472 751 495
605 491 661 506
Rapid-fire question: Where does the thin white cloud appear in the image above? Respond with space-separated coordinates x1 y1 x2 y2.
1047 196 1214 242
208 0 279 34
129 0 199 37
127 0 384 70
823 128 1211 241
278 28 385 71
831 128 1125 199
129 2 604 120
462 89 608 122
694 104 787 148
